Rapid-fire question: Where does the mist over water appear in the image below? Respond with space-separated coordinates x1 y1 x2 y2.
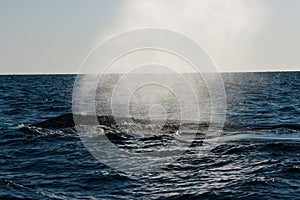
96 73 221 122
73 28 227 143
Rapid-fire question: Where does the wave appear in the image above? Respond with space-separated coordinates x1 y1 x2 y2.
206 133 300 143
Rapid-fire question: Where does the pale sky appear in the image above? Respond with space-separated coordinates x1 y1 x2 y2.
0 0 299 74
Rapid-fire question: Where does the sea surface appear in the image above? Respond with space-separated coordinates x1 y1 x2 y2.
1 72 300 199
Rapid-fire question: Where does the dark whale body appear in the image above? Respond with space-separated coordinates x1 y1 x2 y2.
22 113 182 130
18 113 186 139
28 113 116 129
18 113 300 137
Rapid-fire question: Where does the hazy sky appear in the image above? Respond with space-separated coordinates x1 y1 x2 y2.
0 0 299 73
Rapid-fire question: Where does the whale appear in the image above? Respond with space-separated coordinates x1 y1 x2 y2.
18 113 300 142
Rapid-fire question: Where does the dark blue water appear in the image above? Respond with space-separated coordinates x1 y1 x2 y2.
1 73 300 199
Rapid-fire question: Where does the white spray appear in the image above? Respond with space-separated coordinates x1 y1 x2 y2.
108 0 267 71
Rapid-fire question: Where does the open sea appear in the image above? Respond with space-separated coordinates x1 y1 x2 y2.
1 72 300 199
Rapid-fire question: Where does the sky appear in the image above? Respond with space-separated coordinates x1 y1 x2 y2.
0 0 299 74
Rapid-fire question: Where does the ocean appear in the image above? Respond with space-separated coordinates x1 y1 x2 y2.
1 72 299 199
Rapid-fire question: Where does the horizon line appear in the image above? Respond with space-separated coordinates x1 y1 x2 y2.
0 69 299 75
